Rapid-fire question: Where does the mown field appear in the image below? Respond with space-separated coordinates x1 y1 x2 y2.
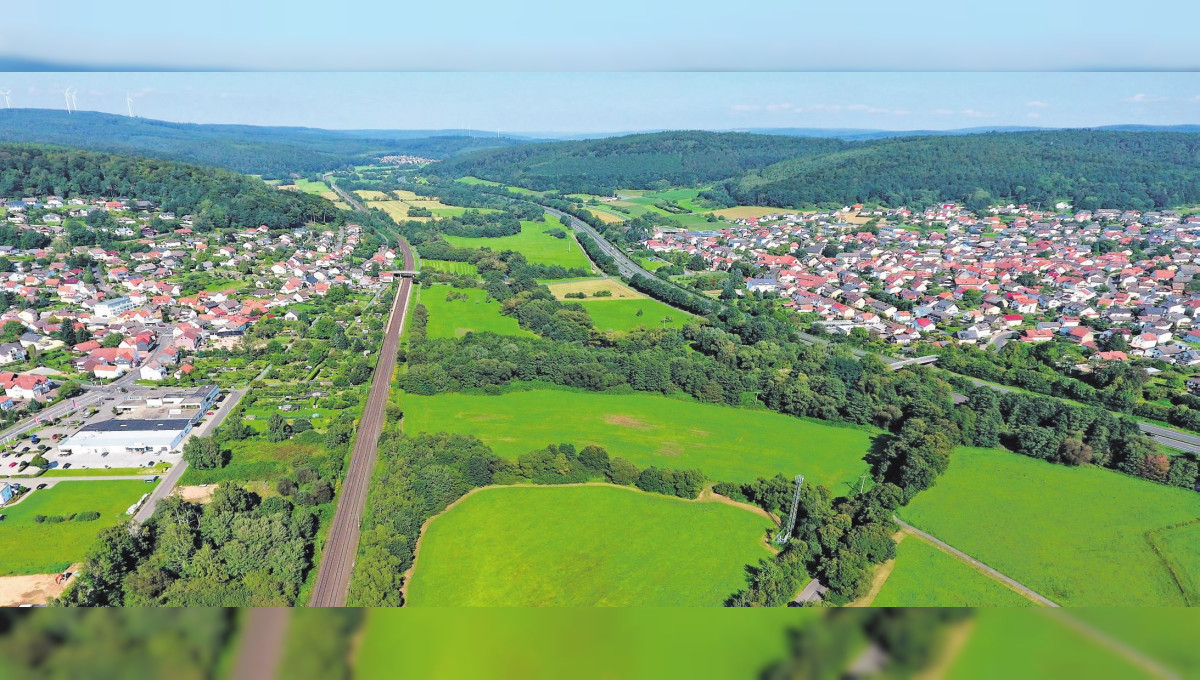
179 433 324 486
575 298 695 332
443 220 594 271
870 533 1034 607
358 608 813 679
1069 609 1200 679
948 610 1156 680
417 285 533 339
0 481 156 576
402 389 874 487
901 446 1200 606
420 259 477 276
405 485 775 606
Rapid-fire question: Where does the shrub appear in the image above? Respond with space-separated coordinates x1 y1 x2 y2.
75 511 101 522
606 457 639 486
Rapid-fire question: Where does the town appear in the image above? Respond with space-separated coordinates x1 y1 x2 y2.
643 203 1200 371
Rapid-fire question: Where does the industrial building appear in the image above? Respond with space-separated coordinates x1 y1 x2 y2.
58 419 194 456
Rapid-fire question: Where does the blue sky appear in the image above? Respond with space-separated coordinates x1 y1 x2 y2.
0 73 1197 133
3 0 1198 71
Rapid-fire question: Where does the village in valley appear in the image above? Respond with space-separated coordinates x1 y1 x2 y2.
0 192 401 485
642 202 1200 375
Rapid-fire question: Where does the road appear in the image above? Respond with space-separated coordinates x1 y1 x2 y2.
893 516 1059 607
308 237 415 607
1138 422 1200 455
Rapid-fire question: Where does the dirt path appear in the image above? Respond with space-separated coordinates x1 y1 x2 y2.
175 485 217 503
229 608 291 680
894 516 1058 607
0 564 79 606
399 481 778 603
848 531 907 607
916 619 976 680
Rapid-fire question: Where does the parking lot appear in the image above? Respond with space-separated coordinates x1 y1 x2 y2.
1 390 234 477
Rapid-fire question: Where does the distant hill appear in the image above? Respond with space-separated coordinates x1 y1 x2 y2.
0 110 530 177
430 131 849 194
717 130 1200 211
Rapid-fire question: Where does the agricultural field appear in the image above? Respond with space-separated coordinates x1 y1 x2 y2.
576 298 695 332
869 533 1034 607
711 206 792 220
456 176 543 196
947 610 1157 680
901 446 1200 606
546 278 642 300
584 206 627 224
0 481 157 576
402 389 875 487
404 484 775 606
416 285 534 339
358 608 814 679
443 220 594 271
420 259 477 276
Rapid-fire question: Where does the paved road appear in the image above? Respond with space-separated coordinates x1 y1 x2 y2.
894 516 1059 607
794 578 829 604
309 237 415 607
229 608 291 680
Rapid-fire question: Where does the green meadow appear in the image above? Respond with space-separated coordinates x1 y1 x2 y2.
402 388 875 487
948 610 1156 680
416 286 533 339
0 481 157 576
575 298 694 332
405 485 775 606
358 608 815 679
1069 609 1200 679
901 446 1200 606
443 220 594 272
291 178 331 195
180 434 324 486
870 534 1033 607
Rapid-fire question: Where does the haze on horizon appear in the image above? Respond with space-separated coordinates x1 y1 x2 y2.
0 73 1197 136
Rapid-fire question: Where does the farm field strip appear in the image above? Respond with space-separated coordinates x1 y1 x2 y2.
443 220 594 271
402 389 875 487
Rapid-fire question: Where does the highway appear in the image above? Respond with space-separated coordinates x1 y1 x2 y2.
308 236 415 607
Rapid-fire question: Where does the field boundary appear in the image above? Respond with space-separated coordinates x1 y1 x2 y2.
894 517 1057 607
399 481 779 604
1143 517 1200 607
847 531 907 607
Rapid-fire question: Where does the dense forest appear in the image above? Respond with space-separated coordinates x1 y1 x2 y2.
436 128 1200 210
718 130 1200 210
432 131 848 194
0 144 335 229
0 110 526 177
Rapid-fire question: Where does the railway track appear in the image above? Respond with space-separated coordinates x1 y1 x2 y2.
308 233 415 607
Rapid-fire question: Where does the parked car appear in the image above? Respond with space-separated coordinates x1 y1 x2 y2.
61 463 71 469
35 483 47 490
7 462 15 468
145 476 158 483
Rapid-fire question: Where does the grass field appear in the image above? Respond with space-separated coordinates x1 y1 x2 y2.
711 206 790 220
1068 609 1200 679
420 259 477 276
870 533 1034 607
547 278 642 300
948 610 1155 680
402 389 874 487
179 436 323 486
0 481 155 576
292 178 332 196
575 298 695 332
585 206 627 224
358 608 814 679
405 485 775 606
41 464 169 478
443 220 594 272
901 446 1200 606
417 285 533 339
1149 520 1200 604
371 200 414 222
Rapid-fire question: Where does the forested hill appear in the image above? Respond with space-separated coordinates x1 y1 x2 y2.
715 130 1200 211
0 144 335 229
431 131 850 194
0 110 526 178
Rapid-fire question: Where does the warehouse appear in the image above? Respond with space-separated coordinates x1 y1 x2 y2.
57 418 194 456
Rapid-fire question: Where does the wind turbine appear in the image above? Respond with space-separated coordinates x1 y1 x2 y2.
125 92 134 117
0 90 10 109
64 88 73 113
70 88 79 111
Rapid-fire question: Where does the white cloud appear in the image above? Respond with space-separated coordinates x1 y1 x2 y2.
1026 100 1049 108
960 109 995 118
932 108 955 115
1124 93 1167 103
